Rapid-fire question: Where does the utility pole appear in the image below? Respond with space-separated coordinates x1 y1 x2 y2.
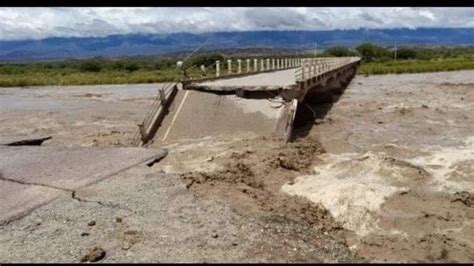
394 43 397 61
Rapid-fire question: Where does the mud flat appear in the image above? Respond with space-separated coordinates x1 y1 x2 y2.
0 83 161 147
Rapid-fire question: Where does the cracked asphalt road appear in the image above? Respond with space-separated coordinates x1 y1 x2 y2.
0 146 167 225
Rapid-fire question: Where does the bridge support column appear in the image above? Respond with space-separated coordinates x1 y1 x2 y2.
227 60 232 75
266 58 270 70
261 59 265 71
254 59 258 72
277 59 280 69
216 60 220 77
246 59 250 73
272 59 275 70
237 59 242 74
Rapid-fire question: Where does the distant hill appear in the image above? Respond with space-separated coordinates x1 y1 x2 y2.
1 28 474 62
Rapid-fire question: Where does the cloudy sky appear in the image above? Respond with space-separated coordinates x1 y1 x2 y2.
1 7 474 41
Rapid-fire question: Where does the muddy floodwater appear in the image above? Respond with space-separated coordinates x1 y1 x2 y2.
0 84 160 147
1 70 473 262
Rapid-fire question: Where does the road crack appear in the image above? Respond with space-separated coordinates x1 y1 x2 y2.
0 172 136 226
71 191 136 213
0 172 70 192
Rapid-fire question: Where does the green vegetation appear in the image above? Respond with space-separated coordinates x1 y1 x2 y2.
355 43 392 61
0 57 209 87
359 57 474 75
2 45 474 87
320 46 359 57
354 44 474 75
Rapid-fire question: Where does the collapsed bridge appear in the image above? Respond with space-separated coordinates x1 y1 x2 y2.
132 56 361 146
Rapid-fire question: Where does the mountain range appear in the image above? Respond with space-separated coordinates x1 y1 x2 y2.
1 28 474 62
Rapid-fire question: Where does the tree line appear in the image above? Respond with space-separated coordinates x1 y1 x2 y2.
321 43 474 62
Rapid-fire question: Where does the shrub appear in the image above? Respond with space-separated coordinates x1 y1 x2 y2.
187 52 225 68
123 62 140 72
396 47 417 59
79 60 102 72
356 43 391 62
324 46 358 57
154 58 175 70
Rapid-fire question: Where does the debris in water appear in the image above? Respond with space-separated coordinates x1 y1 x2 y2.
3 136 52 146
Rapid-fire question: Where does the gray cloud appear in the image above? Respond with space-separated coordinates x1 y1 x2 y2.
243 8 309 29
0 8 473 41
359 12 384 25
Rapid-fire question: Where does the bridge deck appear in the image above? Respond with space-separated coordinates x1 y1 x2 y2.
185 68 297 92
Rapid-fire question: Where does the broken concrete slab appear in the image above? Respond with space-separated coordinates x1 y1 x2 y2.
0 178 63 225
152 90 287 143
0 135 52 146
0 146 168 224
0 146 167 190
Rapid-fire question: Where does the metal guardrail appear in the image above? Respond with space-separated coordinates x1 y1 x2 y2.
131 81 179 146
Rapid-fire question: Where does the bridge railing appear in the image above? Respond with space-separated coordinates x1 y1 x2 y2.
180 57 303 81
181 56 361 82
294 57 361 82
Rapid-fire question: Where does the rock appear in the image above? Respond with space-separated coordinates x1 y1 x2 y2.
314 119 324 125
377 121 384 124
422 104 429 108
115 217 122 223
211 233 218 238
80 246 106 262
87 221 96 226
205 156 214 162
125 230 138 235
81 232 90 237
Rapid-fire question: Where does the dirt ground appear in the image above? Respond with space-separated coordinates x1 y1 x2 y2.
1 70 473 262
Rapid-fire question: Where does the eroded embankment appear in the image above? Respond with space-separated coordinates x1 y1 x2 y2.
153 135 360 261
